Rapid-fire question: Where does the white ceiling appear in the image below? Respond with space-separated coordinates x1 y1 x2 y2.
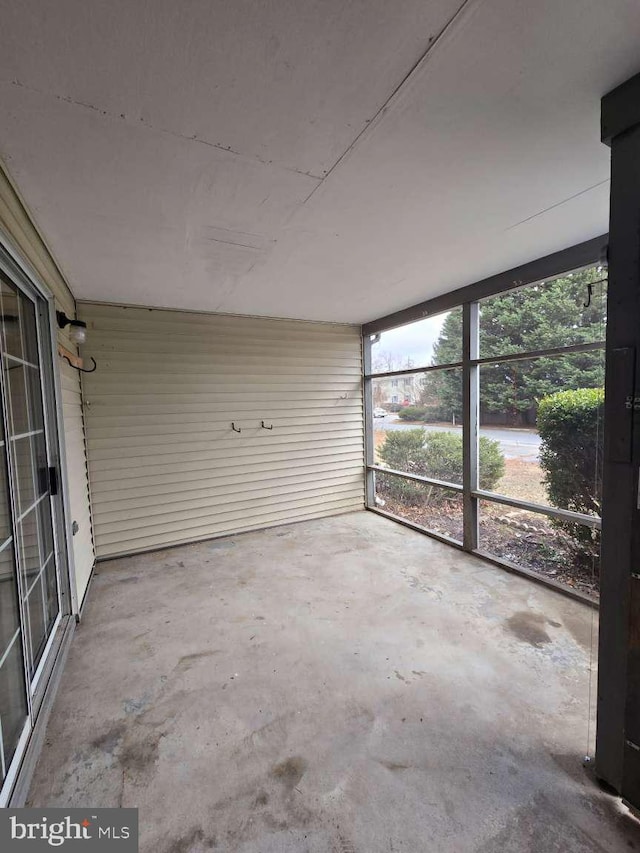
1 0 639 324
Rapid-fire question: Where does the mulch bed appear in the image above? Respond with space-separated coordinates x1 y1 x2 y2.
378 494 599 599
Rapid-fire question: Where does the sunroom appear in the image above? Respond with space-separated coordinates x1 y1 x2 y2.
0 2 639 850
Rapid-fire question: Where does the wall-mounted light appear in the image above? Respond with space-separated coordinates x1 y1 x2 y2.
57 311 87 344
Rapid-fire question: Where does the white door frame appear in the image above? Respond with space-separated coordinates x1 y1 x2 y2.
0 231 77 805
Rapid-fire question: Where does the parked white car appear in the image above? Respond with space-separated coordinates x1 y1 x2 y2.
373 407 388 418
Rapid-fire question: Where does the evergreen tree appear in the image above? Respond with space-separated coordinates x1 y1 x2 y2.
421 268 606 425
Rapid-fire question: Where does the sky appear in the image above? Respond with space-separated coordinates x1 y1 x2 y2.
371 312 448 371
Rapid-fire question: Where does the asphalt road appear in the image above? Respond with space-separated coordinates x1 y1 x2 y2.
373 415 541 461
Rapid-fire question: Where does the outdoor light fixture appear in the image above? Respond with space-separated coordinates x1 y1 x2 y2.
56 311 87 344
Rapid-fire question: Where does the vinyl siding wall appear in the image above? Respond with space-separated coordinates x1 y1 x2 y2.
0 163 95 608
78 302 364 557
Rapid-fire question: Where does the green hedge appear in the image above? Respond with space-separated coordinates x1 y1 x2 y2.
397 405 456 423
537 387 603 561
397 406 427 421
377 429 504 505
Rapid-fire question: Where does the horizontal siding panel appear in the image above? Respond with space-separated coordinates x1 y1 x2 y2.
85 385 361 400
85 337 359 359
86 425 363 450
94 471 363 520
86 427 364 460
88 327 358 349
90 375 361 391
87 317 358 338
61 386 84 405
90 454 364 496
94 496 361 553
61 377 84 396
91 358 362 375
83 303 356 331
88 448 363 486
87 382 362 396
80 303 364 557
86 414 363 440
91 350 361 369
85 313 356 339
97 505 360 559
87 357 360 377
82 401 362 419
91 465 364 509
83 407 360 423
87 440 363 475
93 480 362 533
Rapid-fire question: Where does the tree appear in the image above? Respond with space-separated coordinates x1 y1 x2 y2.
372 352 416 373
421 268 606 424
373 350 399 373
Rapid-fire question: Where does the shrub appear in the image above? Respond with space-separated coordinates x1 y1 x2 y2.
378 429 426 473
396 404 454 423
377 429 504 505
397 405 427 421
537 387 604 562
422 404 451 424
477 435 506 489
377 429 430 503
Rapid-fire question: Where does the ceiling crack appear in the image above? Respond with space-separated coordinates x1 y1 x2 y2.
205 236 266 250
505 179 610 230
300 0 480 206
7 78 323 181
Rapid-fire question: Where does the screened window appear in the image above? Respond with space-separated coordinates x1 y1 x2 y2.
365 263 606 599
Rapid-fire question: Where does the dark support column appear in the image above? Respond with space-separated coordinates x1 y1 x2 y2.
462 303 479 550
596 71 640 802
362 335 375 507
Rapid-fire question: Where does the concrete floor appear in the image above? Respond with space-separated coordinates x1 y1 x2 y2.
28 511 639 853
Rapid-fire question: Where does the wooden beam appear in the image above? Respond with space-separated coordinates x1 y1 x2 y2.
57 343 82 369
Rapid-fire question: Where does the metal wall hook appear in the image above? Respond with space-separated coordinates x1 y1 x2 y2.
261 421 273 430
584 282 594 308
231 422 241 433
62 355 97 373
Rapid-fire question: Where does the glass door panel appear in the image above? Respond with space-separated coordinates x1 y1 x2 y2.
0 416 27 784
0 256 68 800
0 629 28 781
0 273 60 681
0 283 21 360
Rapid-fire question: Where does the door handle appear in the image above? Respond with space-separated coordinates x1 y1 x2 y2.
48 466 59 496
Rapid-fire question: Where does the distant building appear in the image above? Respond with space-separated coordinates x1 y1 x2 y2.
373 375 421 406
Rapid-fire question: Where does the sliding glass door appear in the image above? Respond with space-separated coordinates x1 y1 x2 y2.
2 276 60 676
0 263 66 798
